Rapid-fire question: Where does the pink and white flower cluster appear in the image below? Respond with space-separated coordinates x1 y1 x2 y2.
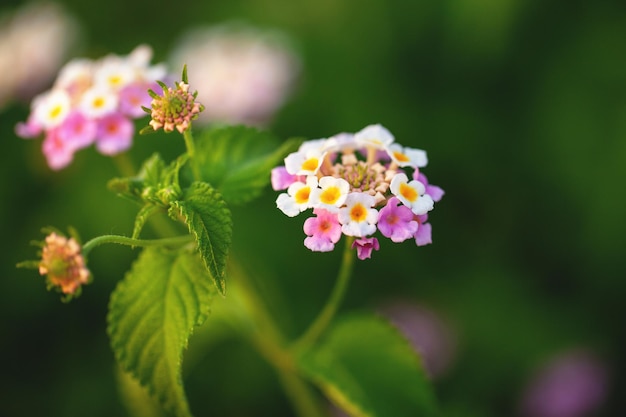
272 124 444 259
15 45 168 170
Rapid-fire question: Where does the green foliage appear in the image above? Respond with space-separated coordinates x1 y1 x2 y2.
108 153 187 238
298 313 438 417
108 153 170 206
108 149 233 295
185 125 302 205
169 182 232 296
108 247 216 417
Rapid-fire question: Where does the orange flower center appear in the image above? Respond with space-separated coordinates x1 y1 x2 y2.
320 187 341 205
399 183 418 202
294 187 311 204
350 203 367 222
301 157 319 172
393 151 410 163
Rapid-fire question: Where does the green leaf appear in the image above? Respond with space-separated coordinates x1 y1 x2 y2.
298 313 439 417
186 125 301 205
108 246 216 417
169 182 232 296
115 367 165 417
108 153 187 208
108 153 167 205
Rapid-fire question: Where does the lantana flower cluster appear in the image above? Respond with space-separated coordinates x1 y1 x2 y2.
146 78 203 134
15 44 167 170
272 124 444 260
38 232 91 298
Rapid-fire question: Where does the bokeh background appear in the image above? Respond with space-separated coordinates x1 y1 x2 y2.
1 0 625 416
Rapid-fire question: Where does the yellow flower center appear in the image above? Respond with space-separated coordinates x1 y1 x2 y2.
320 186 341 205
108 75 122 86
301 157 319 172
393 151 410 163
399 182 418 202
49 105 63 120
92 97 105 108
294 187 311 204
350 203 367 222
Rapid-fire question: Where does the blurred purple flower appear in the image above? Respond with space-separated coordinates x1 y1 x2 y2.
519 350 608 417
378 300 457 379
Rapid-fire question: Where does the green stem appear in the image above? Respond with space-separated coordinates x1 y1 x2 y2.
113 153 136 177
82 234 193 257
183 129 201 181
293 236 356 350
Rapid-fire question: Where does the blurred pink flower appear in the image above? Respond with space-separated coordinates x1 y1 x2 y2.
169 23 301 126
0 2 79 109
95 112 134 155
58 111 97 149
42 128 76 170
15 44 167 169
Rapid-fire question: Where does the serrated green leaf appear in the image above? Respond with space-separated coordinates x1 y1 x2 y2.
185 125 301 205
115 367 165 417
108 247 215 417
169 182 232 296
298 313 439 417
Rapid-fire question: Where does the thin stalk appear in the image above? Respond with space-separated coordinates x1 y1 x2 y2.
293 236 356 350
113 152 136 177
82 234 193 257
183 128 201 181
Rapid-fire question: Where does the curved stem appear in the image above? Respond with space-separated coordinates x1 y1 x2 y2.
82 234 193 257
293 236 356 350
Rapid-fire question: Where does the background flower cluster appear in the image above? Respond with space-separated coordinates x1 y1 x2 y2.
15 44 166 169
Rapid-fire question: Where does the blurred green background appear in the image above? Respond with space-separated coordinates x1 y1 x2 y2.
2 0 625 416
